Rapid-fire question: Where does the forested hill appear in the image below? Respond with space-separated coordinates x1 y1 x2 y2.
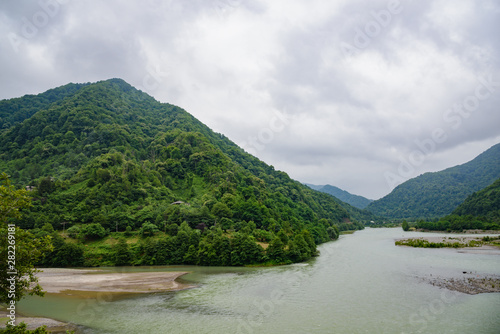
306 184 373 209
366 143 500 220
0 79 363 266
414 178 500 231
452 177 500 220
0 82 89 131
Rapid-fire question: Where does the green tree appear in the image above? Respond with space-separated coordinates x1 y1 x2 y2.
41 234 85 267
140 222 159 237
37 177 54 196
114 238 132 266
80 223 108 240
211 202 232 219
0 173 32 225
266 236 286 264
327 226 339 240
230 232 263 266
0 173 53 303
402 220 409 231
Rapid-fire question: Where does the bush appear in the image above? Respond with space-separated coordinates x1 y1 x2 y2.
80 223 108 240
114 238 132 266
140 222 159 237
124 225 133 236
0 322 53 333
66 225 81 238
402 220 409 231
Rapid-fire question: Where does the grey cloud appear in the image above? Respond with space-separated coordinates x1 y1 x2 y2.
0 0 499 199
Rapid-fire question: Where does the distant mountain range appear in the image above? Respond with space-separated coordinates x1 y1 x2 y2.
305 184 373 209
366 143 500 220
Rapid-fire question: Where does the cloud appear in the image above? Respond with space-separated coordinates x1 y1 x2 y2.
0 0 499 199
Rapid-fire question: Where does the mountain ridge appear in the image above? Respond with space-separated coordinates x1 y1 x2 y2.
0 78 364 267
305 183 373 209
366 143 500 219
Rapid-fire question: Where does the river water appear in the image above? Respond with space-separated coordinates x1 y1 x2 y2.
19 228 500 333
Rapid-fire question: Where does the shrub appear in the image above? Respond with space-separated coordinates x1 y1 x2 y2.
140 222 159 237
66 225 81 238
80 223 108 240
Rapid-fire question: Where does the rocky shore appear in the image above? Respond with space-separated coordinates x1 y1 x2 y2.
422 272 500 295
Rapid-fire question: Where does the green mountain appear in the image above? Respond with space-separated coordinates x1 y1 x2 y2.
306 184 373 209
0 79 363 267
415 178 500 231
366 143 500 219
452 177 500 219
0 82 89 131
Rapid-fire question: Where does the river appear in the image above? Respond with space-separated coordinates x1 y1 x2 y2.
19 228 500 333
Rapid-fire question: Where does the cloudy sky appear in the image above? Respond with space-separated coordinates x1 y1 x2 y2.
1 0 499 199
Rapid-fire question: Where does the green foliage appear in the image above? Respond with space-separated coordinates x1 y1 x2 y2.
0 79 363 267
416 215 500 232
395 238 484 248
0 322 50 333
38 233 84 267
124 225 133 236
0 174 53 304
80 223 108 240
211 202 232 219
414 179 500 232
402 220 409 231
139 222 159 237
367 144 500 219
66 225 81 238
0 173 32 225
452 177 500 221
114 238 132 266
0 227 53 303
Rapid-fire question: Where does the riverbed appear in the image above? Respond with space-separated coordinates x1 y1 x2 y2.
17 228 500 333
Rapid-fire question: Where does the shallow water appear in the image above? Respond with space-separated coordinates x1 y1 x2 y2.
19 228 500 333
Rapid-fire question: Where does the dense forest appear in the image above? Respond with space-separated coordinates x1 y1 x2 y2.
367 143 500 220
0 79 364 267
415 177 500 231
452 177 500 218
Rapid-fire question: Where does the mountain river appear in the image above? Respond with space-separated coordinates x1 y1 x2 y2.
18 228 500 333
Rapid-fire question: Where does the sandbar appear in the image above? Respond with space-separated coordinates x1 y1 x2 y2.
36 268 194 294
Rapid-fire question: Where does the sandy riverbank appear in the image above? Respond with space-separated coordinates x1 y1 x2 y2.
36 268 194 294
1 269 194 332
0 309 78 333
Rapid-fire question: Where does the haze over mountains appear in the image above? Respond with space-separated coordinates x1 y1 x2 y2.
305 184 373 210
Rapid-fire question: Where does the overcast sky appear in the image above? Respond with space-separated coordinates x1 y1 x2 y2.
1 0 499 199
